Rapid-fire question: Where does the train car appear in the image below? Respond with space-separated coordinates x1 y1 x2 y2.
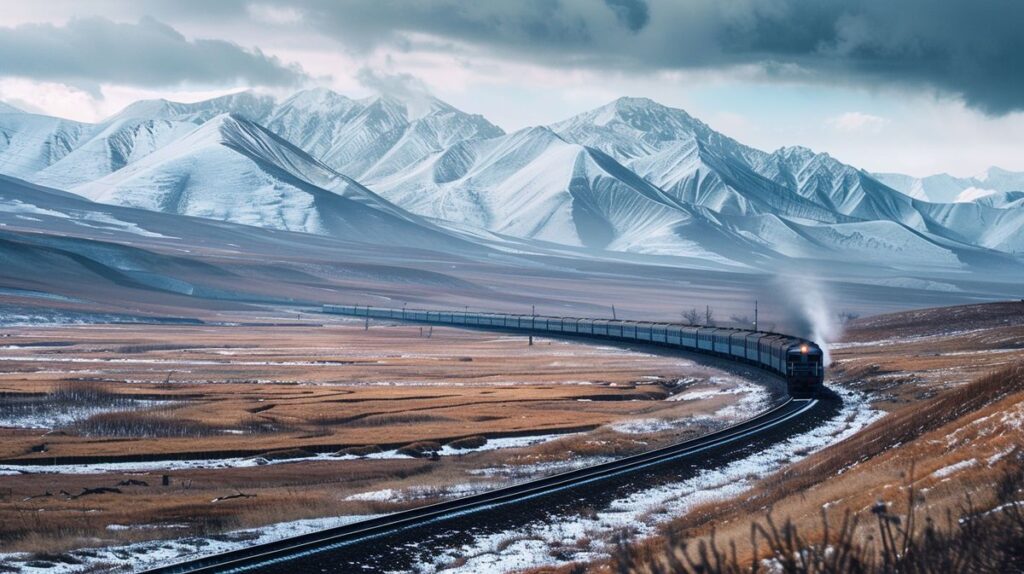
608 321 625 339
667 325 682 346
679 326 698 349
729 331 749 358
695 328 713 351
711 329 732 354
743 332 763 362
323 305 824 398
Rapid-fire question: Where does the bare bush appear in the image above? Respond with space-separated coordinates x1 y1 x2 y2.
0 382 135 422
681 308 701 326
837 311 861 325
334 412 452 427
75 412 219 438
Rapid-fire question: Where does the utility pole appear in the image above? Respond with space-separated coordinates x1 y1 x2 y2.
532 305 536 316
754 299 758 331
705 305 710 326
612 305 617 320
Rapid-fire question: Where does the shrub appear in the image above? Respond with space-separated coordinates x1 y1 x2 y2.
396 441 442 458
448 435 488 450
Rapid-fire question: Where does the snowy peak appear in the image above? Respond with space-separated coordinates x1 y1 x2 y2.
552 97 718 160
324 93 504 181
71 112 460 248
106 91 277 125
279 87 354 111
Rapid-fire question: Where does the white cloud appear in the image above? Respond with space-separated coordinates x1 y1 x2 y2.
0 78 247 122
825 111 890 132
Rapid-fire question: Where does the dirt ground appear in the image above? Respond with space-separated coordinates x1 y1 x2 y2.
0 314 779 557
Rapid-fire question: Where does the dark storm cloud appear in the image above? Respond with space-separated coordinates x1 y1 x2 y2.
0 16 307 91
5 1 1020 114
603 0 650 32
274 0 1023 115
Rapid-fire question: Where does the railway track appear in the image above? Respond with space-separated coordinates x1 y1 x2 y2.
146 398 820 574
144 308 828 573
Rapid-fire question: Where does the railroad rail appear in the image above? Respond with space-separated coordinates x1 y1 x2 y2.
145 399 818 574
143 305 828 573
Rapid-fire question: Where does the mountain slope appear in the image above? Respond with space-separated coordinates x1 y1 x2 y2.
552 98 852 222
73 114 466 249
106 91 277 125
373 125 788 266
0 113 89 180
875 167 1024 203
320 94 505 182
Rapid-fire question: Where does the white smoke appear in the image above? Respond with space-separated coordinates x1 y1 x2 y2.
775 275 839 364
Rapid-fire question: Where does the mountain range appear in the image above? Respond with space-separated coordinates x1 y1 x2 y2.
874 167 1024 204
1 89 1022 275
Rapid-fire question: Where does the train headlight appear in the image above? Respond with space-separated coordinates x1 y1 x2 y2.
800 344 809 354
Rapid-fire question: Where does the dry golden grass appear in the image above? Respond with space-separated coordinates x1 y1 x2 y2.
553 301 1024 574
0 318 769 556
0 320 755 461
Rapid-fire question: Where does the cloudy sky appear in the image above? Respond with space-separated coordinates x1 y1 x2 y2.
1 0 1021 177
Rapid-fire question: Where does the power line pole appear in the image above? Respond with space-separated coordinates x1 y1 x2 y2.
705 305 710 326
611 304 617 320
754 299 758 331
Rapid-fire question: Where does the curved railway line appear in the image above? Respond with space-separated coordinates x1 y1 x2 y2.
143 305 833 574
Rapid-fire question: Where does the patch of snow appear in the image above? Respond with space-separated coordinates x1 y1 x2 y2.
0 514 382 573
413 385 882 573
932 458 978 479
0 432 577 475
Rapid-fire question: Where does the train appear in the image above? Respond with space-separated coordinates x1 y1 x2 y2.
322 305 826 398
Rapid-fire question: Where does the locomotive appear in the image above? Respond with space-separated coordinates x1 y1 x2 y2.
323 305 825 398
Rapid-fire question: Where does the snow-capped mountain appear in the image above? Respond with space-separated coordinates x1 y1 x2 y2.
553 98 911 222
107 91 277 125
0 92 277 190
372 124 774 265
261 88 365 162
0 101 22 114
1 89 502 199
319 94 504 182
0 89 1020 272
0 112 90 180
72 113 464 249
874 167 1024 203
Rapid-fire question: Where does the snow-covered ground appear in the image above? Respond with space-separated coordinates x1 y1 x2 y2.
409 385 882 574
0 399 163 430
611 377 771 434
0 431 579 476
0 514 383 574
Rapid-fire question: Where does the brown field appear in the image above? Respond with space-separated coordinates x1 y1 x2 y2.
563 301 1024 573
0 314 777 558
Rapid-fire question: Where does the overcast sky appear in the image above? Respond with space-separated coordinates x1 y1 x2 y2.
1 0 1021 177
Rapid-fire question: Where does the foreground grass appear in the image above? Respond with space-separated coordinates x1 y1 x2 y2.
611 460 1024 573
589 362 1024 574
